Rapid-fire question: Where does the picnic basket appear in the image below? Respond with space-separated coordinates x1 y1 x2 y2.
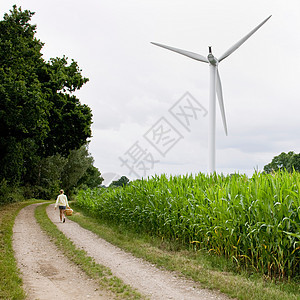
65 207 73 216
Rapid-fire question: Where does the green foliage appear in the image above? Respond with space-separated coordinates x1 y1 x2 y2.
264 151 300 173
77 165 104 190
0 6 48 184
40 56 92 157
20 144 102 200
109 176 130 187
0 179 26 204
62 145 95 195
25 154 68 199
0 6 92 188
76 171 300 280
0 143 103 203
71 204 300 300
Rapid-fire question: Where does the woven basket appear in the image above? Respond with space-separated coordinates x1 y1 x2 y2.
65 208 73 216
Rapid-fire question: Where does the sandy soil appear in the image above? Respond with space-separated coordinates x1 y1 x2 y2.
13 203 231 300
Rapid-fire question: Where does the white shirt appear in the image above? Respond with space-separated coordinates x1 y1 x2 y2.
55 194 69 208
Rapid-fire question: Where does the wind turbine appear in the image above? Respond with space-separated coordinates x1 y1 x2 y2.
151 15 271 173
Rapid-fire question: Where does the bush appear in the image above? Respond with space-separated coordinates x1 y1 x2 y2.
0 179 25 205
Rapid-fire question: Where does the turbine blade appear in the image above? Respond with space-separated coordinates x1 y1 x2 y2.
216 68 228 135
151 42 209 63
218 15 272 62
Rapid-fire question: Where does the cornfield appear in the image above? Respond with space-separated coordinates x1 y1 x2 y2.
76 170 300 279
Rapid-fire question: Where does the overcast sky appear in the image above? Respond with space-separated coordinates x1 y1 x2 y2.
1 1 300 184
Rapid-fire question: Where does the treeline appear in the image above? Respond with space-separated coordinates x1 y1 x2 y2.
0 6 102 203
264 151 300 173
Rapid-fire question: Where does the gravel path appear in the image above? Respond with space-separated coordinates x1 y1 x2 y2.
13 203 110 300
46 204 230 300
12 203 231 300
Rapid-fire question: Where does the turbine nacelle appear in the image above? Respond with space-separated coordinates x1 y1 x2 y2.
207 47 218 66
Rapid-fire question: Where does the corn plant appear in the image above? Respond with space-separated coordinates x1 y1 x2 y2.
76 170 300 279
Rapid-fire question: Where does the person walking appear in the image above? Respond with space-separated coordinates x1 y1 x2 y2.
54 189 69 223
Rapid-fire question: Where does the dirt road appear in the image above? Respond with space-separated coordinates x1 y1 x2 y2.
13 203 231 300
13 203 110 299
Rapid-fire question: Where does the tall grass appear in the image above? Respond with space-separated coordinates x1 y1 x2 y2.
76 171 300 279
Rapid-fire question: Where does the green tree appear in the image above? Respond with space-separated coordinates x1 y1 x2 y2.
61 144 102 195
0 6 48 183
77 165 104 190
38 56 92 157
110 176 130 187
264 151 300 173
25 154 68 199
22 145 102 199
0 6 92 187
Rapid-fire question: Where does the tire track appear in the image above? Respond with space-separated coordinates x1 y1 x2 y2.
13 203 110 300
47 204 230 300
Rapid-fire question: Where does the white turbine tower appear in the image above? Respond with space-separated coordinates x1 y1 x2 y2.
152 15 271 173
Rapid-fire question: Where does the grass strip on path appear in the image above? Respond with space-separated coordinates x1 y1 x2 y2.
35 203 145 300
0 200 44 300
69 203 300 300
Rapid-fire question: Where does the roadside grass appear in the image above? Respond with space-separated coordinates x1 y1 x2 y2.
0 200 44 300
69 203 300 300
35 203 145 300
